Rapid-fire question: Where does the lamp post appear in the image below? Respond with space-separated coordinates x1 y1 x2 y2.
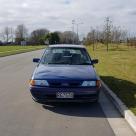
72 20 83 44
72 20 75 44
76 22 83 44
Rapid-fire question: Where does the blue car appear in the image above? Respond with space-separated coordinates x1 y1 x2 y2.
29 44 101 103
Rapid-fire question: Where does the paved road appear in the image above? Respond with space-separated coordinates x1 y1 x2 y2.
0 50 135 136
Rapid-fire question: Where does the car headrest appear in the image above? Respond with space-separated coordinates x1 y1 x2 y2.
52 53 62 61
71 54 81 64
63 51 71 56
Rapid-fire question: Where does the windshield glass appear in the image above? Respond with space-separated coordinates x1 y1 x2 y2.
41 47 91 65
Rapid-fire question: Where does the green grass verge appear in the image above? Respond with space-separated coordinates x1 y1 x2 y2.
0 46 45 57
87 44 136 115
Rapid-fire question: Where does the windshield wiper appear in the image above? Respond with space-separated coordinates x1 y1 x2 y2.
46 62 92 65
76 62 92 65
47 62 70 65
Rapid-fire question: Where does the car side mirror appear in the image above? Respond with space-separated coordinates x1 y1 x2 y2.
33 58 40 63
91 59 99 64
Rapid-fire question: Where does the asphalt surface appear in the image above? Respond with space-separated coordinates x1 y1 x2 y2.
0 50 134 136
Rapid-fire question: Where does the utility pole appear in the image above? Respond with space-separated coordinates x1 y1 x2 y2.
76 24 79 44
72 20 75 44
72 19 83 44
76 22 83 44
90 27 95 51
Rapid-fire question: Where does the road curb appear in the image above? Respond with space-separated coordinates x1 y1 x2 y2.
101 80 136 133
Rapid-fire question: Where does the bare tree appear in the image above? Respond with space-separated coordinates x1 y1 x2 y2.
15 24 28 44
62 31 78 44
4 27 11 42
86 26 107 46
2 27 14 43
110 26 128 48
120 30 127 42
54 31 64 44
84 17 128 48
104 17 112 51
87 27 97 50
10 28 15 42
111 26 121 44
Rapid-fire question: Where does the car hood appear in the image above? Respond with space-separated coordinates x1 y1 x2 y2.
33 64 98 80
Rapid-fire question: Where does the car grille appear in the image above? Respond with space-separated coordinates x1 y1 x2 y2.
48 81 82 88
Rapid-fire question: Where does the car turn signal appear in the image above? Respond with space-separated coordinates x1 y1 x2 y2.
29 80 35 86
96 80 101 88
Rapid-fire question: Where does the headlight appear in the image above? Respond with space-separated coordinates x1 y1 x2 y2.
29 80 49 86
82 81 96 87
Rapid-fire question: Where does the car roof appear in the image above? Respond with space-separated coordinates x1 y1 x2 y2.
49 44 85 48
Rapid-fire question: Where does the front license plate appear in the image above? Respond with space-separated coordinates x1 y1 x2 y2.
56 92 74 99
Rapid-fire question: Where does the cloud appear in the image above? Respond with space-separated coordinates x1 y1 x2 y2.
0 0 136 36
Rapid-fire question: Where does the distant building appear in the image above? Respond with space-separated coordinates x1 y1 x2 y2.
21 41 27 46
44 39 49 45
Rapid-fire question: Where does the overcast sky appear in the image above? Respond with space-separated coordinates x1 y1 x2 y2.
0 0 136 37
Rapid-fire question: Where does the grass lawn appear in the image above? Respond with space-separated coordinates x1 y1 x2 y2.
0 46 45 57
87 44 136 115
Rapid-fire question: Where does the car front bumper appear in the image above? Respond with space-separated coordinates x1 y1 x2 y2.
30 86 100 103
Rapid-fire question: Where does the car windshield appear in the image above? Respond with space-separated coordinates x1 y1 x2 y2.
41 47 92 65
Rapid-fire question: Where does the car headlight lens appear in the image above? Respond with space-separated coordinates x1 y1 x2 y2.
29 80 49 86
82 81 96 87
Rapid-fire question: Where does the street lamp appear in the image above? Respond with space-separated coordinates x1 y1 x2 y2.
72 20 75 32
76 22 83 44
72 20 83 44
72 20 75 44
